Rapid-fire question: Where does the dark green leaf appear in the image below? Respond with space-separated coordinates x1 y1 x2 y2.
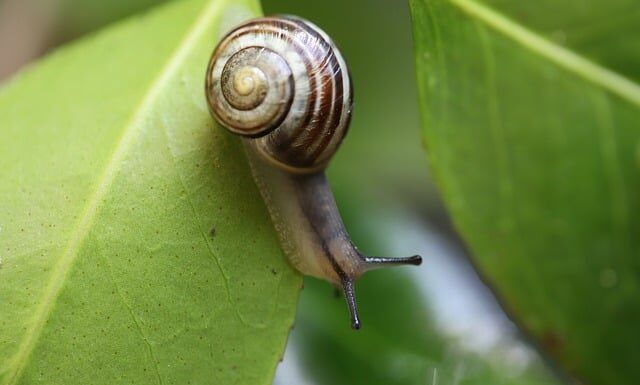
411 0 640 383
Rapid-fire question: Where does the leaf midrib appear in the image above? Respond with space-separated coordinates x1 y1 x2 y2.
448 0 640 106
3 1 227 383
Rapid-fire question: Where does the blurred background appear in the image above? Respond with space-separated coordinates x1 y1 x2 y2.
0 0 563 383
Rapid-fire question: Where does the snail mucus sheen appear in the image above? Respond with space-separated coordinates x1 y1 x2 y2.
205 15 422 329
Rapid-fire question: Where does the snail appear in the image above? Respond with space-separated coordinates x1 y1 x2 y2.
205 15 422 329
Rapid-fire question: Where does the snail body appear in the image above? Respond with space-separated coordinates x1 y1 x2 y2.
205 15 421 329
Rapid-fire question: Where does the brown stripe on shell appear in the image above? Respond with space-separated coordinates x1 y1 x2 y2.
269 18 345 168
212 17 293 56
223 20 321 154
261 18 323 150
308 50 344 163
288 17 349 165
263 20 321 165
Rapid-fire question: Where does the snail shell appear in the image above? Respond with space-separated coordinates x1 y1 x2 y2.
205 16 421 330
206 16 353 173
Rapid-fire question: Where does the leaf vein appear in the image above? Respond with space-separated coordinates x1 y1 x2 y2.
102 257 164 385
159 120 263 329
448 0 640 106
2 1 229 383
592 93 630 248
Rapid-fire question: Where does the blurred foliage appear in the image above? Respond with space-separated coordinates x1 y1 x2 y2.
411 0 640 384
294 273 556 385
53 0 173 41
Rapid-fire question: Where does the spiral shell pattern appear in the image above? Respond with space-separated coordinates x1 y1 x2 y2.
206 16 353 172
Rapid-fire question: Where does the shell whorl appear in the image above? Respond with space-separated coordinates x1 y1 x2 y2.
206 16 353 173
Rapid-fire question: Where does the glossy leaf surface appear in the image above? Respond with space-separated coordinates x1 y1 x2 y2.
411 0 640 384
0 1 301 384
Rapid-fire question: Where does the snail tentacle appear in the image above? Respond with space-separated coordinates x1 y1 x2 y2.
363 255 424 268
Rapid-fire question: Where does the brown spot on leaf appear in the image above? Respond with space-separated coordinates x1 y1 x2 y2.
541 330 566 354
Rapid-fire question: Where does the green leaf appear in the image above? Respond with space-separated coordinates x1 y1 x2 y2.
0 1 301 384
411 0 640 384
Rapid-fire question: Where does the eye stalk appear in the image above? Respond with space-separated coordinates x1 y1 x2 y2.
342 256 423 330
206 15 422 329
